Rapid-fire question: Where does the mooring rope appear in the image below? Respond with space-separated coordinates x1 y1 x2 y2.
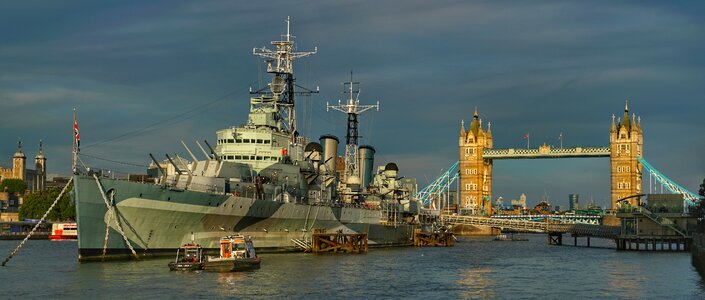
92 174 139 260
101 220 111 261
1 177 73 266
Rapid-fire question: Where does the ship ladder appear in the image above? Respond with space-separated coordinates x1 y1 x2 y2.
93 174 139 260
291 238 312 252
306 205 322 234
2 177 73 266
302 204 313 235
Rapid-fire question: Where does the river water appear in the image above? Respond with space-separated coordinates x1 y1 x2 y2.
1 235 703 299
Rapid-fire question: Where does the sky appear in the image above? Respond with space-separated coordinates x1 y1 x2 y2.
1 0 703 208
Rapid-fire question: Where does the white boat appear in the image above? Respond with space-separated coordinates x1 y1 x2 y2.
49 222 77 240
202 235 261 272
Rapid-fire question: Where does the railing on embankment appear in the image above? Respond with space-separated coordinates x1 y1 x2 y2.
441 215 620 239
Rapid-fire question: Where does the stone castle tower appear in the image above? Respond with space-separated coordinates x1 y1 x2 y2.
609 101 643 208
458 109 493 215
0 140 47 192
34 141 47 191
11 141 26 181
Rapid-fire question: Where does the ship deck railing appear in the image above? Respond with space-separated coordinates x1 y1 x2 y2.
83 174 407 213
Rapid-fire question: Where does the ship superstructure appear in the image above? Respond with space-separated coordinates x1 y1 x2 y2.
327 73 379 203
73 18 423 261
216 16 317 172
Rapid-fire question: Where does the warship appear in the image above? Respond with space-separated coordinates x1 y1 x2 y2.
73 18 425 261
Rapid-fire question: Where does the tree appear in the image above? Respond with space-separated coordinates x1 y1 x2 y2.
0 179 27 194
18 184 75 221
696 178 705 219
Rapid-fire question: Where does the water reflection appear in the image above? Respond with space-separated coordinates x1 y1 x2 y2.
3 238 705 298
457 267 496 299
217 272 247 286
604 259 645 298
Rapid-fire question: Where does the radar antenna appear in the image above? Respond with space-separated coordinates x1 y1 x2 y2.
252 16 318 139
327 71 379 181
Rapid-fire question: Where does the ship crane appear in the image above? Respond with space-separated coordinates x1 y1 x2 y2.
327 73 379 198
252 16 318 140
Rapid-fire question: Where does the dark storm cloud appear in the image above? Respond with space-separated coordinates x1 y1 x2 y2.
0 0 703 207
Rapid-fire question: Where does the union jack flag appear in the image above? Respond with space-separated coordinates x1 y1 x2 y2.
74 116 80 152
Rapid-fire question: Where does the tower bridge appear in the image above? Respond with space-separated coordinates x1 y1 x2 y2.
456 101 642 215
415 101 698 216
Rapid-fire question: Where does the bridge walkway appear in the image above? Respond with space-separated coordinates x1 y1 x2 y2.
442 215 620 239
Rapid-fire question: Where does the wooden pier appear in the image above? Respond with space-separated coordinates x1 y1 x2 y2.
311 228 368 254
413 229 455 247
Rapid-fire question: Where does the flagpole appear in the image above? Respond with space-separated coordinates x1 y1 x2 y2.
72 109 76 174
527 134 530 149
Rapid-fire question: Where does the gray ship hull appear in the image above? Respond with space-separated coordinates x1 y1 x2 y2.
74 175 416 261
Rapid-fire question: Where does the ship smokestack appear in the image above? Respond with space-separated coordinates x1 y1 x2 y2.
319 135 339 178
358 145 375 188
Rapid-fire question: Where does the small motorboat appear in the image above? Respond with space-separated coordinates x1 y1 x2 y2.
168 243 204 271
202 235 261 272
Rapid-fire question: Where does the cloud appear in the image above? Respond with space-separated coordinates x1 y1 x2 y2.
1 0 703 208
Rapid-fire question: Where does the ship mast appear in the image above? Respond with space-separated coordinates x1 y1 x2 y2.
327 72 379 182
252 16 317 140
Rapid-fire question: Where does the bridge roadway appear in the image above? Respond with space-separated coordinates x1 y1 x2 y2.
483 146 610 159
442 215 620 239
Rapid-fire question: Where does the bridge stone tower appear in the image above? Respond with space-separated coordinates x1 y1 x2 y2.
459 109 493 215
609 101 643 208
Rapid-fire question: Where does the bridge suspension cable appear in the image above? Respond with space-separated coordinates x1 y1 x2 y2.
638 157 699 206
414 161 459 207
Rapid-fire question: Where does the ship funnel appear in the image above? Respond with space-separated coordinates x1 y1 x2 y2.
319 135 339 176
358 145 375 188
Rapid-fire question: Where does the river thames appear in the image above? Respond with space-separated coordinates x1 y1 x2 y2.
1 235 703 299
